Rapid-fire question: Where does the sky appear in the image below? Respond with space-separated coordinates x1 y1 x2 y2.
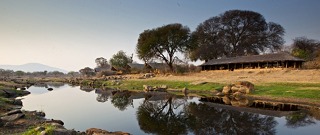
0 0 319 71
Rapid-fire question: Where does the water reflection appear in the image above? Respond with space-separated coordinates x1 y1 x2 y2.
21 84 320 134
187 102 277 135
111 91 133 111
137 93 188 135
285 111 316 128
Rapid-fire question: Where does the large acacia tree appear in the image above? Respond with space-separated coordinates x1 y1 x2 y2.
189 10 285 61
136 23 190 71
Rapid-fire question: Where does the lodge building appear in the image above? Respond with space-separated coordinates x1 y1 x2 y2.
201 52 305 71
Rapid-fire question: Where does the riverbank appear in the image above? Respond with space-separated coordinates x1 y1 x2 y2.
1 68 320 134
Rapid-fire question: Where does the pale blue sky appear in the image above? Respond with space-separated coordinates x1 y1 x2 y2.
0 0 319 71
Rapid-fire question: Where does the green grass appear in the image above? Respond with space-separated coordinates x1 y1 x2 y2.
254 83 320 99
22 124 55 135
108 80 224 91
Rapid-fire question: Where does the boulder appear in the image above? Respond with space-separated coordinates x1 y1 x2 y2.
1 113 25 121
154 85 168 92
3 109 22 116
45 119 64 125
233 81 254 93
13 99 23 106
222 96 231 105
86 128 130 135
216 92 224 96
143 85 154 92
222 85 232 94
47 88 53 91
223 81 254 95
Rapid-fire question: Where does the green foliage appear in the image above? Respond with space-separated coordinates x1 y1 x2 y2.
109 50 133 69
95 57 110 68
136 23 191 71
189 10 284 61
22 124 55 135
291 37 320 61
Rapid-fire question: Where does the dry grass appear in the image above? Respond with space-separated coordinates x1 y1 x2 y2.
139 69 320 84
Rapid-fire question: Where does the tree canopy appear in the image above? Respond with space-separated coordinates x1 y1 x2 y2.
136 23 191 71
189 10 285 61
109 50 133 69
291 37 320 61
95 57 110 68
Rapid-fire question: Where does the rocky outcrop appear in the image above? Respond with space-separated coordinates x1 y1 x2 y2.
86 128 130 135
45 119 64 125
1 113 25 121
222 81 254 95
143 85 167 92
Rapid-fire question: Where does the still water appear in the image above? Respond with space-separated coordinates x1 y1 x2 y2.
20 84 320 135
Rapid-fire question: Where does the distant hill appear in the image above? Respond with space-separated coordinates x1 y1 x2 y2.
0 63 68 73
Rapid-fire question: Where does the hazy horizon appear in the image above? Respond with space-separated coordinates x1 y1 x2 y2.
1 0 319 71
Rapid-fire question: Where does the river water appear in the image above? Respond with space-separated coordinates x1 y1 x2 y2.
19 84 320 135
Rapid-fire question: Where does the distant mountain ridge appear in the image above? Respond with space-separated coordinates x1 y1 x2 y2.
0 63 68 73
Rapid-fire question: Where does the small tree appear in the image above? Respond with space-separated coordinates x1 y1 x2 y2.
79 67 95 77
15 70 25 77
95 57 110 69
291 37 320 61
109 50 133 69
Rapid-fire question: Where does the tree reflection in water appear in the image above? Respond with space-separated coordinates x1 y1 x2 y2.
285 111 316 128
136 94 278 135
111 91 133 111
137 94 188 135
186 102 277 135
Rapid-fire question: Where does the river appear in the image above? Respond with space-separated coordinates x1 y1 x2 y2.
19 84 320 135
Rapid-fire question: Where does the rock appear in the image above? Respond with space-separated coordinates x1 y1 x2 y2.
45 119 64 125
47 88 53 91
233 92 245 100
222 96 231 105
216 92 224 96
20 87 26 90
143 73 155 78
233 81 254 93
13 99 23 106
3 109 22 116
143 85 154 92
86 128 130 135
1 113 25 121
182 87 188 93
154 85 168 92
222 85 232 94
32 111 46 117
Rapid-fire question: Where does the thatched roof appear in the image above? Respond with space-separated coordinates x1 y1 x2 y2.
127 63 145 70
201 52 304 66
147 63 170 70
